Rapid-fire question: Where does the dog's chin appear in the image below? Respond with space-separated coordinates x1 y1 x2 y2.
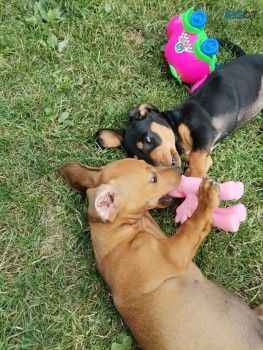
158 194 174 207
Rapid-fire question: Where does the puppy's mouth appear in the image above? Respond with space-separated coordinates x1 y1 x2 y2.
158 156 179 167
172 155 178 166
159 194 174 207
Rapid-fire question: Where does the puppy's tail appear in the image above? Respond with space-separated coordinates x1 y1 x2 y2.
217 39 246 57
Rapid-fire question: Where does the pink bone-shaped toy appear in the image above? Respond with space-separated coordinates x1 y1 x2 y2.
168 176 247 232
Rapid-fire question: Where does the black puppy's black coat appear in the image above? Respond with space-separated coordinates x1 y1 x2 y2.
96 54 263 177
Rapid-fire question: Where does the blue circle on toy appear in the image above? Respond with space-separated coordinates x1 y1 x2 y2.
201 38 219 56
190 10 207 29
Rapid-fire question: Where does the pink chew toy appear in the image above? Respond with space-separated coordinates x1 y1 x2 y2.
169 176 247 233
164 7 219 93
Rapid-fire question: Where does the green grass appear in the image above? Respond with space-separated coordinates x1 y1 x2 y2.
0 0 262 349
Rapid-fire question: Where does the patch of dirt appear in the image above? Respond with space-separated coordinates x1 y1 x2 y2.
122 29 145 49
40 208 64 255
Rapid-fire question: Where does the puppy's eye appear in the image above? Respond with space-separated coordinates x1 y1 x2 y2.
151 173 158 183
145 136 152 145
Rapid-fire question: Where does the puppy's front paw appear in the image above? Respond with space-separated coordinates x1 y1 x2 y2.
197 179 220 211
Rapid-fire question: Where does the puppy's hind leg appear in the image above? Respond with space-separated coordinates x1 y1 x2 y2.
164 179 220 274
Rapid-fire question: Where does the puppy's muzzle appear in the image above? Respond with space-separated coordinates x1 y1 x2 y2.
159 166 182 206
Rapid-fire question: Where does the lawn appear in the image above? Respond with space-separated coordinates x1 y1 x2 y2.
0 0 262 349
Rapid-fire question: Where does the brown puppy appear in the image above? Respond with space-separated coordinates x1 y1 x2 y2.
59 159 263 350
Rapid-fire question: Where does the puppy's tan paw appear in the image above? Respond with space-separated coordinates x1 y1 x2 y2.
197 178 220 211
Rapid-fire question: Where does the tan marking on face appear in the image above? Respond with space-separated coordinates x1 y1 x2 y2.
149 122 180 166
185 150 212 178
98 130 123 148
136 141 143 150
138 103 154 117
178 124 193 154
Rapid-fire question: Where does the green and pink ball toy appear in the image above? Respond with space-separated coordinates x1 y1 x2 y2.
165 7 219 92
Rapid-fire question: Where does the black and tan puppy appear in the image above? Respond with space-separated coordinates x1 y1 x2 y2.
95 54 263 177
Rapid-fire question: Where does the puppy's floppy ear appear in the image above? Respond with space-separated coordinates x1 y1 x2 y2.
87 184 118 223
94 128 125 149
59 162 103 194
128 103 160 120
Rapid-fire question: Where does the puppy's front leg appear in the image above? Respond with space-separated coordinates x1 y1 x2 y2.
184 151 213 178
165 179 220 273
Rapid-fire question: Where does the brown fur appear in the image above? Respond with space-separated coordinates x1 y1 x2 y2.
139 103 156 116
178 123 193 155
184 150 213 178
59 159 263 350
149 122 180 166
